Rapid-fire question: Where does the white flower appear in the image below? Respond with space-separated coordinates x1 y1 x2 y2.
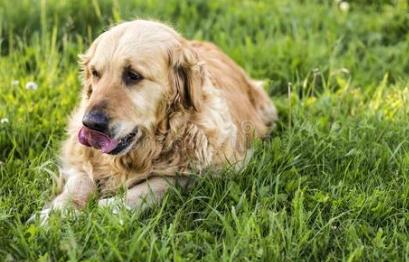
11 80 19 86
339 1 350 12
25 81 38 90
0 118 9 124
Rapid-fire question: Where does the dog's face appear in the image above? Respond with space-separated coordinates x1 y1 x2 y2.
77 21 203 155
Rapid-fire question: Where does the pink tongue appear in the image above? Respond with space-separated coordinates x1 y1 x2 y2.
78 127 119 153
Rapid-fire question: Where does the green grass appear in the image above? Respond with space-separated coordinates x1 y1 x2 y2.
1 0 409 260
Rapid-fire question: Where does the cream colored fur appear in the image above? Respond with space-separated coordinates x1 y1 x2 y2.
33 20 277 223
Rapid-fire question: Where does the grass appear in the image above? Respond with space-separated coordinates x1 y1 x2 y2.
1 0 409 260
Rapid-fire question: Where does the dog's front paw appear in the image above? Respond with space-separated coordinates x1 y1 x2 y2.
27 208 52 226
28 204 79 226
98 197 131 225
98 197 129 214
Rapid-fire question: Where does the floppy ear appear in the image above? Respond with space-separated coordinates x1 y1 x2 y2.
78 38 100 99
170 45 204 111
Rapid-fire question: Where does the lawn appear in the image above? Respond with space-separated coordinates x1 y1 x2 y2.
1 0 409 260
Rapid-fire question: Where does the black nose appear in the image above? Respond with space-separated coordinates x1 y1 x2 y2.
82 110 109 133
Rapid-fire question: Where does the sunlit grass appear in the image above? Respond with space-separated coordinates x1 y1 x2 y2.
1 0 409 260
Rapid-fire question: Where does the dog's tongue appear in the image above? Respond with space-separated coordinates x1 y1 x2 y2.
78 127 119 153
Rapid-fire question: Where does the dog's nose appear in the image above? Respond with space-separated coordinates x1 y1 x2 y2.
82 110 109 133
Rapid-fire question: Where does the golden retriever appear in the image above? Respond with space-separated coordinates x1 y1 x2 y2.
34 20 277 222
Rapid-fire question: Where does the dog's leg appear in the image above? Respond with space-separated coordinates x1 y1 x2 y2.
52 172 96 209
98 176 189 211
32 171 96 224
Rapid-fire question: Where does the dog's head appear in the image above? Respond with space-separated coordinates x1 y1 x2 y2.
77 20 204 155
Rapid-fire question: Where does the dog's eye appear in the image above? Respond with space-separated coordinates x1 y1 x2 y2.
91 68 100 79
123 70 142 85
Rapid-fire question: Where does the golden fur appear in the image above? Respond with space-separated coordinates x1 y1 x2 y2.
35 20 277 220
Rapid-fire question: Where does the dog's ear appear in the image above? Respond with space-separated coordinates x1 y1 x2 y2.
78 38 100 98
169 44 204 111
78 39 99 77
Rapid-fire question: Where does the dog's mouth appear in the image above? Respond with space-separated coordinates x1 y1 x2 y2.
78 126 138 155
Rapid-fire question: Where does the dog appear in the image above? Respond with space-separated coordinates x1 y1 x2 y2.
34 20 277 222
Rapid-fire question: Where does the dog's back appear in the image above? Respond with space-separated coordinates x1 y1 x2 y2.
190 41 277 140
